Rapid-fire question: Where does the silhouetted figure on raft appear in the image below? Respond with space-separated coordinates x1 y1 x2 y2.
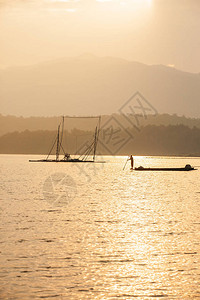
64 153 71 161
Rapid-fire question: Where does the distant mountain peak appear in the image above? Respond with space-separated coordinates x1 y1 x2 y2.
1 55 200 117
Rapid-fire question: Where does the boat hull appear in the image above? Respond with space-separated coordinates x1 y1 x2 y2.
134 167 196 171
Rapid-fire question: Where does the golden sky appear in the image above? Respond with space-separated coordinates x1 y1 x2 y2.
0 0 199 72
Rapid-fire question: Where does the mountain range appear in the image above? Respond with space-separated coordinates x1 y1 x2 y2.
1 54 200 117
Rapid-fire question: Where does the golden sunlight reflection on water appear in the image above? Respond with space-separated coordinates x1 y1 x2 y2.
0 155 199 299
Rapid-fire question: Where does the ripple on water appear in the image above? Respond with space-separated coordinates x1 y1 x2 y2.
0 155 200 299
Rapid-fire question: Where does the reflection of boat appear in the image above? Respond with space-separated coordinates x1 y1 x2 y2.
29 116 102 163
134 164 196 171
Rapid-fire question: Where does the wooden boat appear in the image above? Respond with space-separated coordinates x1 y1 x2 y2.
134 164 196 171
29 116 103 163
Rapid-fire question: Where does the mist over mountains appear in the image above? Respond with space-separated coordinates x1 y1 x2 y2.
1 113 200 156
1 55 200 118
1 113 200 137
1 124 200 157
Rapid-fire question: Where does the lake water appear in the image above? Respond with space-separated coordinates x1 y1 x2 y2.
0 155 200 299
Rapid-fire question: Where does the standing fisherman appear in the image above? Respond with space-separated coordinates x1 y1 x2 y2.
128 155 134 169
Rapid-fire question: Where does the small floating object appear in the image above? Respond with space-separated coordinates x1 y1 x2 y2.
134 164 196 171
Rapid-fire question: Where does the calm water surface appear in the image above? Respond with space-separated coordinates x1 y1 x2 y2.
0 155 200 299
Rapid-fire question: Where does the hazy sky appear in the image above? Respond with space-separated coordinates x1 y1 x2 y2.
0 0 200 73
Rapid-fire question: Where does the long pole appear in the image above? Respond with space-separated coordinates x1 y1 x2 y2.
123 158 129 170
59 116 64 152
93 126 98 161
56 124 60 161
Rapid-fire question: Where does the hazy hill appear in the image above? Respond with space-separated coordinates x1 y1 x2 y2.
1 113 200 137
0 125 200 157
0 55 200 117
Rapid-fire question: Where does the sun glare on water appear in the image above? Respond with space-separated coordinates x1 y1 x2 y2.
123 0 152 6
41 0 153 17
48 0 153 8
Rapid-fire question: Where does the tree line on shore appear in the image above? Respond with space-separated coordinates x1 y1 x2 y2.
1 113 200 137
0 124 199 156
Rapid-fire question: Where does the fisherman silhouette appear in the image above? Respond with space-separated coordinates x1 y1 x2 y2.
64 153 71 161
128 155 134 169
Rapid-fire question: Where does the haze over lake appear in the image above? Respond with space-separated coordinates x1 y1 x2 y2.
1 0 200 298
